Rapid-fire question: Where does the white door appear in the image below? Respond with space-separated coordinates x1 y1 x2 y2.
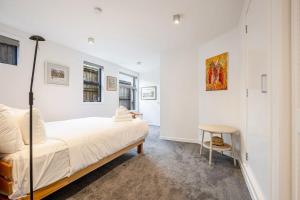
245 0 271 199
292 0 300 198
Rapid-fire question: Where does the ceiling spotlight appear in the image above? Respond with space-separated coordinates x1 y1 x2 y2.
173 14 181 24
88 37 95 44
94 7 103 14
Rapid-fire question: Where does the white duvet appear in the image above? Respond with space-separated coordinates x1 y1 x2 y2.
2 117 148 199
46 117 149 174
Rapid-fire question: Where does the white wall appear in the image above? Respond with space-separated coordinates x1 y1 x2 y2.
0 23 138 122
198 29 242 129
160 46 199 142
139 68 160 126
198 29 243 147
160 29 242 143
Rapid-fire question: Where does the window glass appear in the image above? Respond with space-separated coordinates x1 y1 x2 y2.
119 73 138 110
83 64 102 102
0 35 19 66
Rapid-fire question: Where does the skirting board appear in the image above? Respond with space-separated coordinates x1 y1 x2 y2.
239 160 265 200
148 123 160 127
159 136 234 157
159 136 199 144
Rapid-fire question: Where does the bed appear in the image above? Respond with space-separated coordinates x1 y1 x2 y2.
0 117 148 200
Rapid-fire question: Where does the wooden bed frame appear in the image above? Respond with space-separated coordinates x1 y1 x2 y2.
0 139 144 200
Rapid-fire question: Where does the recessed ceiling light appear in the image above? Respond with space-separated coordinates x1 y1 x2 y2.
137 61 142 65
173 14 181 24
88 37 95 44
94 7 103 14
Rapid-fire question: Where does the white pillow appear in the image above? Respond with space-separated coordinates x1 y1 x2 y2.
9 107 27 126
0 104 24 154
17 108 46 145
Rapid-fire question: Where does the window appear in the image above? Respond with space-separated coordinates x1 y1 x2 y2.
83 61 103 102
119 72 138 110
0 35 19 66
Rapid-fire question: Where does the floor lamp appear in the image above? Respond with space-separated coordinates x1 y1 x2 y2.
29 35 45 200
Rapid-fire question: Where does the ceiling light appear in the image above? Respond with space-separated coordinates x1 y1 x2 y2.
173 14 181 24
137 61 142 65
94 7 102 14
88 37 95 44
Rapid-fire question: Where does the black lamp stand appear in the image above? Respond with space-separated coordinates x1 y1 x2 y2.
29 35 45 200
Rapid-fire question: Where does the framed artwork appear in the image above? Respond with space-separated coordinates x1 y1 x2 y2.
45 62 69 86
106 76 117 91
206 52 228 91
141 86 157 100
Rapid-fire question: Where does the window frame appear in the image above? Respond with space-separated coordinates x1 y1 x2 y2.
83 62 103 103
0 35 20 66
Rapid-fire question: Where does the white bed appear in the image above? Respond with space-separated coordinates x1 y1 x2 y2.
46 117 148 174
1 117 148 199
1 139 69 199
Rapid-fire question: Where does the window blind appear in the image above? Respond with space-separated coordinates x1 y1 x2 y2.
83 61 103 70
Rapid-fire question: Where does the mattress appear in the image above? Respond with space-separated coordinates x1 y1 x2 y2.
1 139 70 199
46 117 149 174
1 117 148 199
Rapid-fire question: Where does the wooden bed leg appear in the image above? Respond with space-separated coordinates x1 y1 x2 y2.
137 143 144 154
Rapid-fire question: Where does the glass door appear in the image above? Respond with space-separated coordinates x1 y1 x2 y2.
119 73 138 110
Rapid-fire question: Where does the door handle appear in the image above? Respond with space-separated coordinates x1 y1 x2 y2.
261 74 267 93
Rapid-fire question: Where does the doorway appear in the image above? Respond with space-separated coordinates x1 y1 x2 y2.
119 72 138 111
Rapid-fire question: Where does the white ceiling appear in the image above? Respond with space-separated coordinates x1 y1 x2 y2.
0 0 244 73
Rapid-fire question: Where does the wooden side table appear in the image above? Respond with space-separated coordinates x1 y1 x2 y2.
198 125 239 166
130 111 143 119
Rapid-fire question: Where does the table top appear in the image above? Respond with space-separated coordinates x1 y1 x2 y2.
199 124 239 134
130 111 143 115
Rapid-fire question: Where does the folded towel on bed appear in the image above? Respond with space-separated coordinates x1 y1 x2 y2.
113 106 132 122
115 109 129 116
112 116 132 122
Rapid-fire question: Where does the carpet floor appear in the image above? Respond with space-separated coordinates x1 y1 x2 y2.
45 126 251 200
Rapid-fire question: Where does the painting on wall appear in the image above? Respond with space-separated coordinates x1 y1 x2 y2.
205 52 228 91
106 76 117 91
141 86 157 100
45 62 69 86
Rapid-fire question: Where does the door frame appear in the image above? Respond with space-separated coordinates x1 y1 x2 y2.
292 0 299 199
270 0 292 199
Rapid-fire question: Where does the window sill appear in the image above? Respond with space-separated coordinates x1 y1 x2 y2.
0 62 18 67
82 102 103 105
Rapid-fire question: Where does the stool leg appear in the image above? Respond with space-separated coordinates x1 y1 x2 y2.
200 130 205 155
231 134 236 166
209 133 213 166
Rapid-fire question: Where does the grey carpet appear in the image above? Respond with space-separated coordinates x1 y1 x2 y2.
45 126 251 200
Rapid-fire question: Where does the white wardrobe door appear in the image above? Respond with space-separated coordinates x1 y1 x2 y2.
246 0 271 199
